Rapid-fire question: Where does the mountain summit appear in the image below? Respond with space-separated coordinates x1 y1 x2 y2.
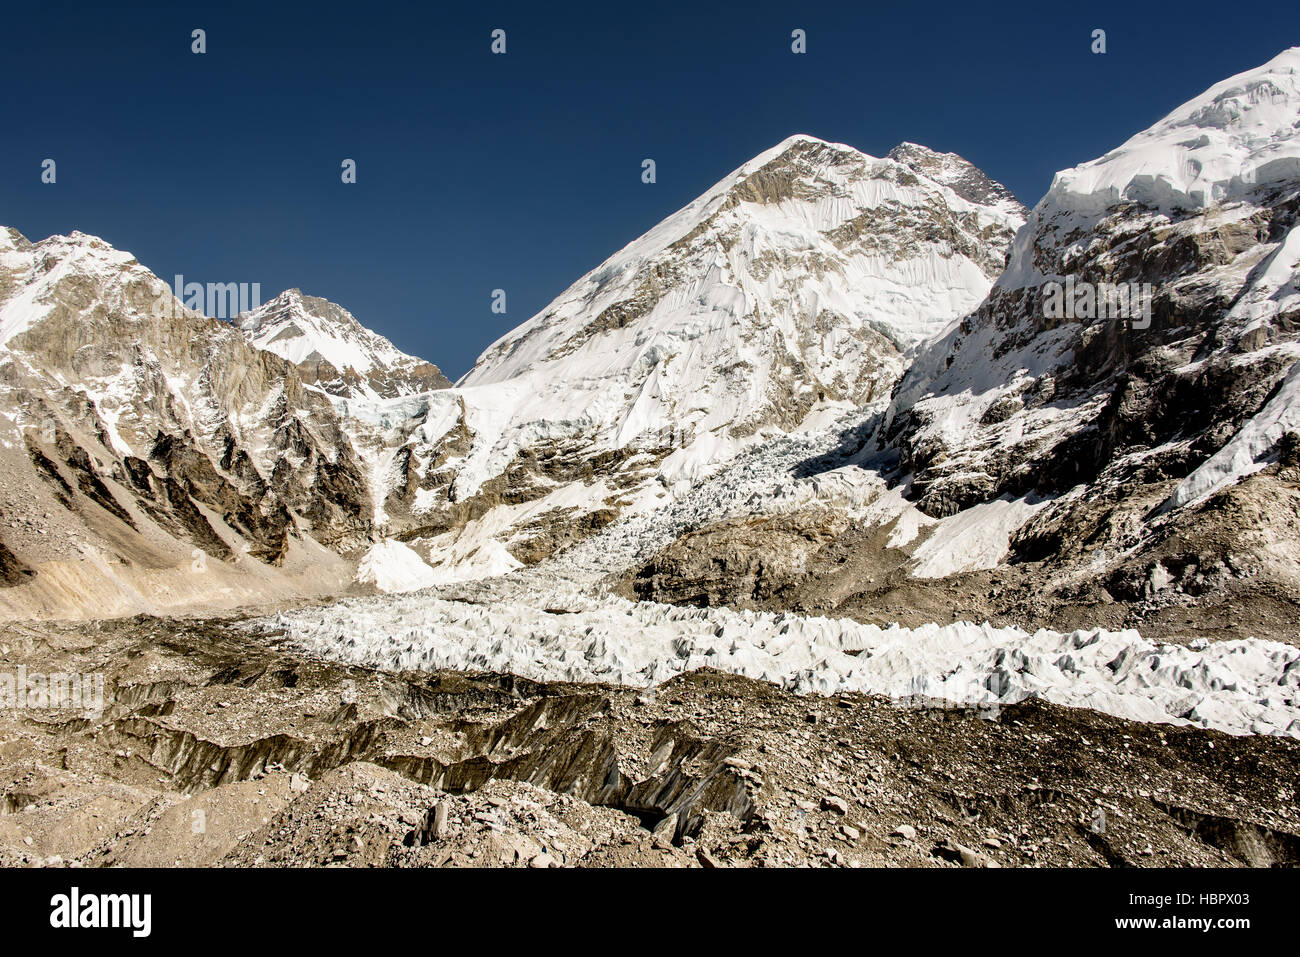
359 135 1026 578
237 288 451 400
885 141 1024 213
466 134 1024 387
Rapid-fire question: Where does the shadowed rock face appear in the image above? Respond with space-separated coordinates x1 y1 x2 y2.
0 535 34 585
887 187 1300 520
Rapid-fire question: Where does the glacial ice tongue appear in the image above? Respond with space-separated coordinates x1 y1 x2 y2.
249 592 1300 739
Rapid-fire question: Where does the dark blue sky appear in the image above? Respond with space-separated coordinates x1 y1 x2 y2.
3 1 1295 377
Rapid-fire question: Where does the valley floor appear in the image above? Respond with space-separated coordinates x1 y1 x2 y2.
3 401 1299 868
1 610 1298 868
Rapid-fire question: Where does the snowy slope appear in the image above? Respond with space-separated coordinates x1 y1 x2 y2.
355 539 440 593
1166 356 1300 510
465 135 1022 386
1162 219 1300 510
886 141 1025 219
991 47 1300 295
351 135 1024 578
1041 47 1300 218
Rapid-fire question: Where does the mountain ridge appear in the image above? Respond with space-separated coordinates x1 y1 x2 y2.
4 45 1298 632
0 131 1025 609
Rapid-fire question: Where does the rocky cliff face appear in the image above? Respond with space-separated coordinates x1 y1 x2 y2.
0 228 372 617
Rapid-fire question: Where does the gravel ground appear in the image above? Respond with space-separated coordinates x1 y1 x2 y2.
1 614 1297 869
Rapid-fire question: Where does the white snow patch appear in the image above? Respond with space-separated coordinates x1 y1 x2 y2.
1167 358 1300 510
423 537 523 585
1047 47 1300 217
910 496 1047 578
355 539 438 593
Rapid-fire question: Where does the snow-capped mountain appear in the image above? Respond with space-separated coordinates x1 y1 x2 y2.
748 46 1300 625
8 46 1297 630
0 227 374 618
612 48 1300 648
886 47 1300 514
364 134 1024 579
237 288 451 400
464 135 1022 402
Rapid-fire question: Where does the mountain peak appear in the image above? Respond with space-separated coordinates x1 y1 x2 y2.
0 226 30 254
448 133 1026 515
468 132 1027 379
236 290 450 400
1046 45 1300 217
887 141 1025 213
738 133 868 174
769 132 832 150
